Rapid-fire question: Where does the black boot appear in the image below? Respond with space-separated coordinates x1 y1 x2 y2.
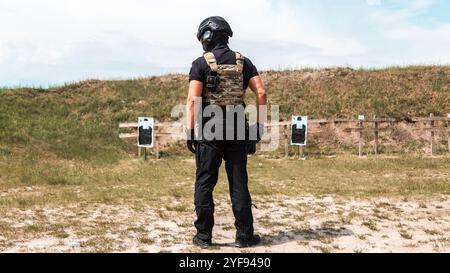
193 235 212 249
235 234 261 248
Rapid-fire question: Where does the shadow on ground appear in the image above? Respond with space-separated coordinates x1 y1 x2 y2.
210 227 353 248
261 227 353 246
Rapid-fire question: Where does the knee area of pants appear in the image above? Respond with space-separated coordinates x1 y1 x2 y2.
230 198 252 206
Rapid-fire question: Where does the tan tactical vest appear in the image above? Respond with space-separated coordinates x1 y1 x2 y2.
203 51 245 106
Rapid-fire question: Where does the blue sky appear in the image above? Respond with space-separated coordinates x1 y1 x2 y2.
0 0 449 87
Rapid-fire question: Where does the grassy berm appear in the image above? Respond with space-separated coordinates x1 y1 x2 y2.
0 66 449 207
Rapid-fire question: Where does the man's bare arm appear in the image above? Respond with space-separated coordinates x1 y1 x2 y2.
186 80 203 130
248 75 267 124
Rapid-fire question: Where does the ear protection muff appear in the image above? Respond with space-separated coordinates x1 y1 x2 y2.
200 29 217 52
200 30 213 44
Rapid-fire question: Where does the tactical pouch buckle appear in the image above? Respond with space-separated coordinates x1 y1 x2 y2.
206 74 220 92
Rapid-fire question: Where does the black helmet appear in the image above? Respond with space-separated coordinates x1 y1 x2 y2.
197 16 233 42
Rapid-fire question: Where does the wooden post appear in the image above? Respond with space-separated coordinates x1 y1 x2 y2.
144 148 147 161
358 120 363 157
299 146 304 159
374 115 379 155
138 147 141 158
284 125 289 158
284 138 289 158
155 138 160 159
448 116 450 153
430 113 434 156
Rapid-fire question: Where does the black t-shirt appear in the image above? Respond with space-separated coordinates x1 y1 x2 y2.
189 44 259 90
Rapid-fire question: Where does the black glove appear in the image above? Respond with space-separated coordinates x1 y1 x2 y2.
186 129 198 154
247 140 257 155
249 123 264 143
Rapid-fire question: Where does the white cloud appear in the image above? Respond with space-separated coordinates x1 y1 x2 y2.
368 0 435 23
366 0 381 6
0 0 449 86
363 0 450 65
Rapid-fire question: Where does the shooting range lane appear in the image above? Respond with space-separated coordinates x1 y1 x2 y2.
119 115 450 159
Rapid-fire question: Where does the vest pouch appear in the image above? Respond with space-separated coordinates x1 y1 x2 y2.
206 73 220 93
247 140 257 155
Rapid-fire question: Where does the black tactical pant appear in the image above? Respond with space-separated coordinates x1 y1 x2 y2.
194 139 254 242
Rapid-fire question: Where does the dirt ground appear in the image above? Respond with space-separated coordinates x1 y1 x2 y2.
1 195 449 253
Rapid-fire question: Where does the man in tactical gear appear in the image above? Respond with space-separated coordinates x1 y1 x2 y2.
186 16 267 248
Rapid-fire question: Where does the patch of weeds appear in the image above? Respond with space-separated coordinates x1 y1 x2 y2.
423 229 441 236
321 220 340 229
156 226 170 232
24 224 47 233
375 202 393 208
223 225 233 231
50 226 70 239
399 229 413 240
138 236 155 245
294 214 306 222
339 211 358 225
362 220 379 231
259 216 276 229
168 188 185 198
177 222 191 228
47 176 71 186
80 236 116 252
0 221 14 238
209 245 221 250
295 203 310 212
314 245 331 253
296 240 309 246
166 203 188 212
404 242 418 248
127 226 147 233
157 210 168 220
373 208 390 220
356 234 367 240
161 238 174 247
314 207 326 214
432 241 440 252
318 235 334 244
437 237 450 247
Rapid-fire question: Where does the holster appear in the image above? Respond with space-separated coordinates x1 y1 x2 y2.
247 140 257 155
245 120 257 155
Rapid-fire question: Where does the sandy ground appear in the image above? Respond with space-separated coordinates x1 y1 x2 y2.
0 195 449 253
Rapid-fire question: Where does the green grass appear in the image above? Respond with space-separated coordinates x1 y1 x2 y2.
261 66 450 119
1 66 449 163
0 67 449 211
0 153 448 209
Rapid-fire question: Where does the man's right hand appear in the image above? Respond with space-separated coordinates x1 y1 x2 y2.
186 129 198 154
